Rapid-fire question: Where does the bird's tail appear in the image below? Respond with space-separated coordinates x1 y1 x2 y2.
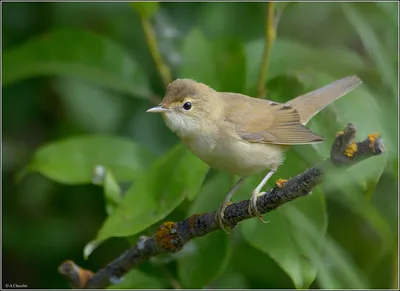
288 75 362 125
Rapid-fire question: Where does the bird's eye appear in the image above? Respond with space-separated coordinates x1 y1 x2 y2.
183 101 192 111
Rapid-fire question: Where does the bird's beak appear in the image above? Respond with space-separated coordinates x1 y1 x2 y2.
146 106 171 113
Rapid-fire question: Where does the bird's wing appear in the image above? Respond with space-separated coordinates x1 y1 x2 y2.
221 93 324 145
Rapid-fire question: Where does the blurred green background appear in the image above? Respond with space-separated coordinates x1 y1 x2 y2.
2 1 398 289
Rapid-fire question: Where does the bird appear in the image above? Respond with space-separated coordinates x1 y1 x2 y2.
146 75 362 233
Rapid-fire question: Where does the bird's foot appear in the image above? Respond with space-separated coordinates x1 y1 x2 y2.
215 201 233 234
248 191 269 223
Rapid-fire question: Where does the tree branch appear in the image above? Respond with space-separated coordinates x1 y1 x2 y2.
140 15 173 89
58 123 385 289
257 2 284 98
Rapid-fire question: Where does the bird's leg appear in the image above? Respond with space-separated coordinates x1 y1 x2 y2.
215 176 247 234
248 170 275 223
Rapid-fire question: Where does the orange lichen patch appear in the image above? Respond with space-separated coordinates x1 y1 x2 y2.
368 133 380 150
336 131 344 137
275 179 288 188
344 142 358 157
78 268 94 288
58 260 93 288
155 221 181 252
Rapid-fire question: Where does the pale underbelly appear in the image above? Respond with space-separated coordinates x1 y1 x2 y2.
184 138 285 177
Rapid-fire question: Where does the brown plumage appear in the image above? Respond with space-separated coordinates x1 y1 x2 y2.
147 75 362 232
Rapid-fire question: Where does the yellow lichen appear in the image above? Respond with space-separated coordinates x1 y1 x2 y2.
368 133 380 150
154 221 180 252
344 142 358 157
336 131 344 137
275 178 288 188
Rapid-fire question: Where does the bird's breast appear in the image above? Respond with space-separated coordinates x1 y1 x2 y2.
183 134 285 177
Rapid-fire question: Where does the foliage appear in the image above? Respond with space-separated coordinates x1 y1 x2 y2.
2 2 398 289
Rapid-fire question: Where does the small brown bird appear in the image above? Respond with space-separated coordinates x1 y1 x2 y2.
147 76 362 233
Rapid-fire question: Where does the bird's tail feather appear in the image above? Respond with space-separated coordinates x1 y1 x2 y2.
288 75 362 125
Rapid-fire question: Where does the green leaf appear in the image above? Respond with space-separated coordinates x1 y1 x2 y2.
94 144 209 241
286 206 370 289
178 231 231 288
53 77 125 133
180 30 246 92
323 153 393 250
212 39 246 92
179 28 220 89
103 168 123 215
266 74 306 103
341 3 397 97
198 2 265 43
244 38 367 94
240 152 327 289
108 269 164 289
186 164 209 201
2 29 151 98
374 2 398 25
178 173 232 288
24 135 155 184
130 2 159 18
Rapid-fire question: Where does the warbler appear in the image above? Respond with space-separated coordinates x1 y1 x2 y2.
147 75 362 232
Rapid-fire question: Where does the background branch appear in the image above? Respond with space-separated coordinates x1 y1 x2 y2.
140 16 173 89
58 123 385 289
257 2 276 98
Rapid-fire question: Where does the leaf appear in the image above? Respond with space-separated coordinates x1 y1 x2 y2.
130 2 159 19
108 269 164 289
103 168 123 215
24 135 155 184
240 151 327 289
178 232 231 288
212 272 248 289
2 29 151 99
53 77 125 133
341 3 397 97
178 173 232 288
186 165 209 201
323 153 393 250
93 144 209 241
374 2 398 25
91 165 124 218
286 206 370 289
244 38 367 94
198 2 265 43
179 28 220 89
266 74 306 103
212 39 246 92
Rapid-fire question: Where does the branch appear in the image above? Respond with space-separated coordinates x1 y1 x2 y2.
257 2 281 98
140 15 173 88
58 123 385 289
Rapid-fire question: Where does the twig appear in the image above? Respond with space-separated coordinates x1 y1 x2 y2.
257 1 288 98
140 16 173 89
58 123 385 289
257 2 276 98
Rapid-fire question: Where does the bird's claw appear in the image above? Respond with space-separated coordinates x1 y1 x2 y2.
215 202 232 234
248 191 269 224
